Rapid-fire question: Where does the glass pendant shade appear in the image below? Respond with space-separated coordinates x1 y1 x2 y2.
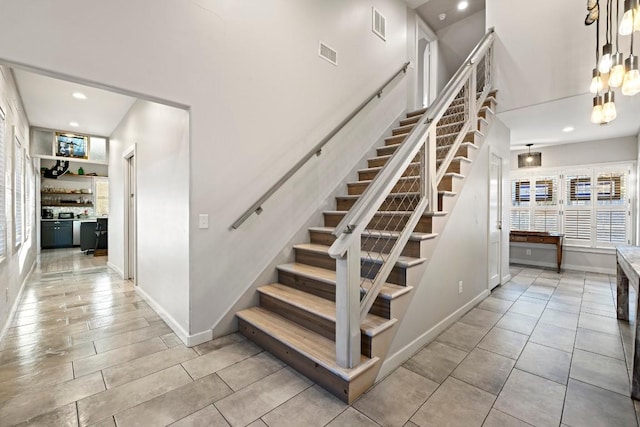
599 43 613 73
609 53 626 87
620 0 640 35
622 55 640 95
590 68 604 93
602 91 617 122
591 95 604 124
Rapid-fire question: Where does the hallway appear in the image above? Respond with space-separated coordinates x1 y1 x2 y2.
0 253 639 426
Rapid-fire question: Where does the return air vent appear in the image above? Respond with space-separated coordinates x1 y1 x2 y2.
372 7 386 41
319 42 338 66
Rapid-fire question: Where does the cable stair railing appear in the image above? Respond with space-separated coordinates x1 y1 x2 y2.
328 28 496 369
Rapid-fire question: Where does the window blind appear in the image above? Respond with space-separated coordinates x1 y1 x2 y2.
0 108 5 258
14 137 22 246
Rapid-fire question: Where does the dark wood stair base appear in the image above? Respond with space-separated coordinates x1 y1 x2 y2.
235 90 498 403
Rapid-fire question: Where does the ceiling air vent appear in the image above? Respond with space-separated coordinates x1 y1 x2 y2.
319 42 338 66
372 7 386 41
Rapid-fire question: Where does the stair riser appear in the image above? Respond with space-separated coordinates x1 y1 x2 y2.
337 195 421 212
324 212 433 234
358 163 420 181
238 318 378 404
277 270 394 318
436 123 464 137
399 115 421 126
309 230 423 258
348 178 421 196
259 293 376 358
437 175 464 192
384 135 406 146
483 97 497 111
437 144 474 159
392 125 414 136
295 250 411 287
368 153 420 168
438 194 457 212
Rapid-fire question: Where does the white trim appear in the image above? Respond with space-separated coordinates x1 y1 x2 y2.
510 242 615 255
376 289 490 381
107 261 124 278
0 259 35 344
510 258 615 275
502 273 512 283
134 285 212 347
123 144 136 281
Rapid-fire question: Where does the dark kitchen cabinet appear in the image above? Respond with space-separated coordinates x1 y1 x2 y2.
41 221 73 249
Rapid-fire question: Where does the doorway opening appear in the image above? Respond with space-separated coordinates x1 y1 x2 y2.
416 18 437 109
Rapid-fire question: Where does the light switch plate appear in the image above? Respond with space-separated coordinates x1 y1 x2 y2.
198 214 209 229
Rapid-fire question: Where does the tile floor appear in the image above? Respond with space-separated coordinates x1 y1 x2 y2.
1 254 639 426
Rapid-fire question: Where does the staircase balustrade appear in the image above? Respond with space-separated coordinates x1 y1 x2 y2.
328 29 495 368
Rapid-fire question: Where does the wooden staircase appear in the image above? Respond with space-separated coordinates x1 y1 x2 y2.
237 91 498 403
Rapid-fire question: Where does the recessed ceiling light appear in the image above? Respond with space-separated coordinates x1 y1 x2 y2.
72 92 87 100
439 13 446 21
457 1 469 11
69 122 79 127
562 126 575 133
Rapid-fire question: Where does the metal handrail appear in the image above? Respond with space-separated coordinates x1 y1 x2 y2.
328 28 495 248
231 61 411 230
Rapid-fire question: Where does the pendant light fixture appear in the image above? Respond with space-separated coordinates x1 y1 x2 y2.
602 90 618 121
591 95 605 123
610 0 626 86
600 0 614 72
619 0 640 35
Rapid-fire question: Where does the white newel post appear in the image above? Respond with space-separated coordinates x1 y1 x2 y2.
335 238 362 368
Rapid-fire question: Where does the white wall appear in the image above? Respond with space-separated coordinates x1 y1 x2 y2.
436 10 486 88
0 0 412 341
509 137 638 274
108 100 190 339
379 117 511 377
0 66 36 339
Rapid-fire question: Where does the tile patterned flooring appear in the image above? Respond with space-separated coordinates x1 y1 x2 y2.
1 254 639 426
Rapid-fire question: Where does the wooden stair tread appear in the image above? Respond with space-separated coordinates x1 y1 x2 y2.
437 156 472 165
276 263 413 300
358 162 420 174
294 243 427 268
436 141 479 151
237 307 379 381
348 176 421 186
258 283 397 337
442 172 465 179
337 192 421 200
439 191 457 196
308 226 438 242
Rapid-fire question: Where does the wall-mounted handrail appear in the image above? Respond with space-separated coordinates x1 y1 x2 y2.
231 61 411 230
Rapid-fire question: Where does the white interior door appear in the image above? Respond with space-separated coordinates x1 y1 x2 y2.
488 152 502 289
124 147 137 282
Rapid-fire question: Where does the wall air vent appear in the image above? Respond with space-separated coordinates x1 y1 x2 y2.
372 7 386 41
319 42 338 66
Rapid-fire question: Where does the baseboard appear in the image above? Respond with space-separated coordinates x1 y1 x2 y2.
0 260 36 344
501 273 512 284
134 286 212 347
107 261 124 278
510 258 614 275
376 289 490 381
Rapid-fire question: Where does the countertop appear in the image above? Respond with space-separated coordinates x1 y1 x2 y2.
41 218 102 222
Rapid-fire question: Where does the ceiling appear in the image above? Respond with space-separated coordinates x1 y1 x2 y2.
410 0 640 149
12 68 135 137
413 0 486 32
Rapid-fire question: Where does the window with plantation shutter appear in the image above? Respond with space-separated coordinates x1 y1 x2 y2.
595 170 629 245
0 107 5 259
564 172 592 245
511 163 632 249
532 176 559 232
14 136 23 247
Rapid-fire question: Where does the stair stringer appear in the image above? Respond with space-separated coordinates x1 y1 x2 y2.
210 107 410 338
373 111 509 382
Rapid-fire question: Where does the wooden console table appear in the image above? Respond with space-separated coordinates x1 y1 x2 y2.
509 231 564 273
616 245 640 399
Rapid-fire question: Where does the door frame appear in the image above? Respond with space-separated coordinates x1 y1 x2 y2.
123 144 137 282
488 150 503 289
415 15 438 109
